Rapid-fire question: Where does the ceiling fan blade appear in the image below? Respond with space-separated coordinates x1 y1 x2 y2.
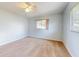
17 3 28 9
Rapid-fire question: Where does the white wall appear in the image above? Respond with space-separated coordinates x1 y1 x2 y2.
28 14 63 41
0 9 28 46
63 2 79 57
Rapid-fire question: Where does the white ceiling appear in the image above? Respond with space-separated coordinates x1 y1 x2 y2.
0 2 68 18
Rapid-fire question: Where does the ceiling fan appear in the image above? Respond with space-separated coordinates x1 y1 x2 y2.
17 2 37 13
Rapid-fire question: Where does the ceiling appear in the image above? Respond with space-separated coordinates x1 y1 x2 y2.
0 2 68 18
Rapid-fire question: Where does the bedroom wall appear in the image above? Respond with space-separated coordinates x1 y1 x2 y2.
0 9 28 46
28 14 63 41
63 2 79 57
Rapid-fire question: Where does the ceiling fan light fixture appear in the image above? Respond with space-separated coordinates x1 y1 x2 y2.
24 3 36 13
25 7 32 12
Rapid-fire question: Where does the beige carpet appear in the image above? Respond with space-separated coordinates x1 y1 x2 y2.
0 37 71 57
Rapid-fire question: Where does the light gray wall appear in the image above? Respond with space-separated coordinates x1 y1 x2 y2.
63 2 79 57
28 14 63 41
0 9 28 46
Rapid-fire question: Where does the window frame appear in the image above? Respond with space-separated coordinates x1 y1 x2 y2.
36 19 48 30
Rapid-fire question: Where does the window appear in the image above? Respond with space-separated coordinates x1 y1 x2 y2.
70 3 79 32
36 19 48 29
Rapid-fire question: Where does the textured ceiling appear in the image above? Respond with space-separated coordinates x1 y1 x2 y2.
0 2 68 18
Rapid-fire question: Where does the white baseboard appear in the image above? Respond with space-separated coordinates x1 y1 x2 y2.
62 40 72 57
0 35 28 46
28 35 63 42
